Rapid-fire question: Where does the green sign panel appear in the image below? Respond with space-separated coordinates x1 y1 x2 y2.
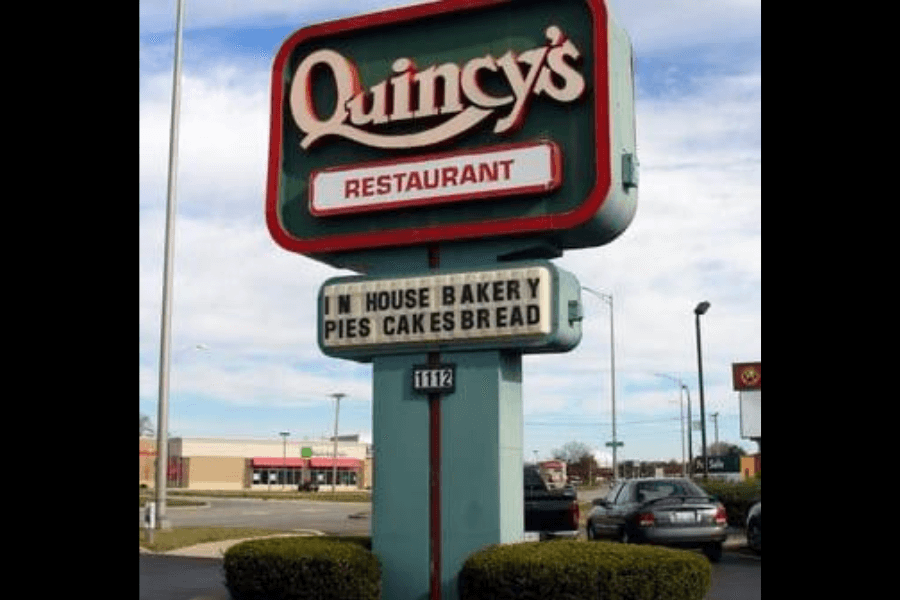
266 0 637 266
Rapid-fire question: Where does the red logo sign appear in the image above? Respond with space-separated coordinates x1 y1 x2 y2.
732 362 761 390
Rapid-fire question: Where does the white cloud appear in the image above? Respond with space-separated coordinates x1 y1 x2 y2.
140 0 441 34
608 0 760 52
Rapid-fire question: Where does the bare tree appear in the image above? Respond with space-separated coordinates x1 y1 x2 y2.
140 413 154 437
551 440 593 463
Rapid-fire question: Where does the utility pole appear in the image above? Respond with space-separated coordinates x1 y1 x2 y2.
710 413 719 447
331 393 345 492
582 287 621 480
280 432 289 490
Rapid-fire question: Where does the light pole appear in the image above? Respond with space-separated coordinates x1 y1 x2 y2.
653 373 691 476
694 301 710 478
330 393 345 492
153 0 187 532
280 431 289 490
681 385 692 476
582 287 621 480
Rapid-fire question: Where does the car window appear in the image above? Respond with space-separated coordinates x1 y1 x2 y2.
523 467 545 490
604 482 624 504
613 482 632 505
635 480 704 503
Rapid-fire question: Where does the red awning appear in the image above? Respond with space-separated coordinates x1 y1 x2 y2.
252 457 308 468
309 457 362 469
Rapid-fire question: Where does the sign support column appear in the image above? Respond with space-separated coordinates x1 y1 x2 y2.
427 244 441 600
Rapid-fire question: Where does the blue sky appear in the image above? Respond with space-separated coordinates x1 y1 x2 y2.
139 0 760 466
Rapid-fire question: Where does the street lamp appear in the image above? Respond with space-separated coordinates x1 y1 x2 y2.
280 432 290 490
694 301 710 478
653 373 693 477
330 393 345 492
581 287 621 480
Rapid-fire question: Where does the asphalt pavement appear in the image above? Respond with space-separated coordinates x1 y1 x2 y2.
139 486 747 558
140 516 747 559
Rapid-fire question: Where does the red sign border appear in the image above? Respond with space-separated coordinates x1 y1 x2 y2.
308 140 562 217
266 0 611 255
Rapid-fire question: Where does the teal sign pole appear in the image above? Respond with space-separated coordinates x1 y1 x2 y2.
354 240 581 600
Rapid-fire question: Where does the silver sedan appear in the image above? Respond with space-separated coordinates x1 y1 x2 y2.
585 478 728 561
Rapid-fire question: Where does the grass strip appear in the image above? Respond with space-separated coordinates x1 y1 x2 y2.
139 526 285 553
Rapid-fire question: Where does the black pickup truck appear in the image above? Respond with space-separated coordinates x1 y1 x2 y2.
524 464 580 536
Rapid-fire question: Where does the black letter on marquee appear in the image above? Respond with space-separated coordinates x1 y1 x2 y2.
338 294 352 314
442 286 455 306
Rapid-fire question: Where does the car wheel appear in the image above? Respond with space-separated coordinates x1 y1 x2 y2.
747 518 761 554
703 542 723 563
586 521 596 540
618 528 631 544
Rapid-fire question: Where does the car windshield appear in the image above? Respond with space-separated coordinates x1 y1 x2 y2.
633 480 707 503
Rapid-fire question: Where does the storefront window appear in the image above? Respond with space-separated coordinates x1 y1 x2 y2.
250 466 358 488
309 469 357 486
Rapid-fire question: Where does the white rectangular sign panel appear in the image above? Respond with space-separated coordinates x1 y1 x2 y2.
310 142 561 216
320 265 553 350
739 390 761 439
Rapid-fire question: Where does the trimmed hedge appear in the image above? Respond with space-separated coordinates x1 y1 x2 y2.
459 540 711 600
223 536 379 600
700 478 760 528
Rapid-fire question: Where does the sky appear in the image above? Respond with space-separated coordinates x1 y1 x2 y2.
139 0 760 467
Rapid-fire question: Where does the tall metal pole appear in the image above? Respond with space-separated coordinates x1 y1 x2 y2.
694 301 710 478
331 393 345 492
280 432 289 490
582 287 619 480
682 385 693 477
154 0 186 531
678 385 685 476
654 373 687 477
711 413 719 447
608 294 617 479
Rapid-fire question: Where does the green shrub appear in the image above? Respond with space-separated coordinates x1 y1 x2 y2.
460 539 710 600
699 479 760 528
223 536 379 600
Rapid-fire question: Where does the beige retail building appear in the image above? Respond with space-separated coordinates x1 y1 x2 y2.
139 435 372 491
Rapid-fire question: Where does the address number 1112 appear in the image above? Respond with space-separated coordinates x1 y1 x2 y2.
412 365 456 394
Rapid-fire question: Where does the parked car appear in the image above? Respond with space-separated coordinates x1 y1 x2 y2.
745 501 761 554
585 478 728 561
524 465 580 538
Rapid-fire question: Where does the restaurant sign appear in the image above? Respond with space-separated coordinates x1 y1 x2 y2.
266 0 637 264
